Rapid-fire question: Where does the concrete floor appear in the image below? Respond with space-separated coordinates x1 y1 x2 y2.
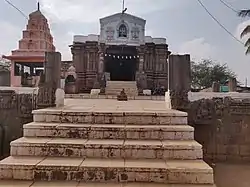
214 162 250 187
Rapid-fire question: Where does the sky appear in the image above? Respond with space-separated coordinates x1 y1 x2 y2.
0 0 250 84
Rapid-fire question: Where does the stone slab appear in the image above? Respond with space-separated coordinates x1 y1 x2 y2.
23 122 194 140
0 181 216 187
0 157 213 184
10 138 203 159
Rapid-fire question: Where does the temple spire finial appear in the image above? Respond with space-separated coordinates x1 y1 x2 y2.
37 1 40 11
122 0 127 14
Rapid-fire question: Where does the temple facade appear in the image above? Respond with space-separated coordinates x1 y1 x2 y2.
3 4 55 87
70 12 171 94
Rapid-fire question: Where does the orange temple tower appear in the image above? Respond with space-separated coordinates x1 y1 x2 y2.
3 2 55 87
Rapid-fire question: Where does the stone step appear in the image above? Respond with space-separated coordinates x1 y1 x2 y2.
10 137 202 159
0 156 214 184
0 181 217 187
23 122 194 140
32 109 187 125
106 81 137 85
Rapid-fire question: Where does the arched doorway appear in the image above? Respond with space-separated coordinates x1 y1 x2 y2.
105 45 138 81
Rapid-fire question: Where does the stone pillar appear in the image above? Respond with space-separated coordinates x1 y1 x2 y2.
136 46 147 95
228 78 237 92
168 54 191 111
93 44 106 94
37 52 61 109
212 82 220 92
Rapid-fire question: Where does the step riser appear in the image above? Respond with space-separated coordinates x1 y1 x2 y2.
0 167 214 184
11 146 202 160
23 128 194 140
33 114 187 125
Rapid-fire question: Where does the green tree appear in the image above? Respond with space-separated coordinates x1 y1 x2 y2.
238 9 250 55
191 59 237 89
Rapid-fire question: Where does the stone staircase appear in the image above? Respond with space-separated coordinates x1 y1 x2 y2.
0 102 215 186
105 81 138 96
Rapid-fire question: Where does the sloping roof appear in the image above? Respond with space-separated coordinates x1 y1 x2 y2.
100 12 146 25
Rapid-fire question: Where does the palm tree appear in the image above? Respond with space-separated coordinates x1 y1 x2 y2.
238 10 250 54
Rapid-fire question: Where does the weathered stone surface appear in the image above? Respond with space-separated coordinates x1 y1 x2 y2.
10 137 202 160
0 98 214 185
23 123 194 140
190 97 250 162
0 90 36 158
0 156 214 184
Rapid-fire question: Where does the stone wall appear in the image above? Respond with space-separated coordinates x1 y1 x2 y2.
0 89 37 159
0 71 10 86
189 97 250 162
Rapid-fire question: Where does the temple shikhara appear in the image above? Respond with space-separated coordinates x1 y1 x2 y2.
3 3 55 87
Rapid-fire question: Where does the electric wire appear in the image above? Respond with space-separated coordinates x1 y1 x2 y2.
4 0 28 20
197 0 245 46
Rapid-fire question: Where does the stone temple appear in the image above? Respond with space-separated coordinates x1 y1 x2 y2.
3 3 55 87
69 11 171 95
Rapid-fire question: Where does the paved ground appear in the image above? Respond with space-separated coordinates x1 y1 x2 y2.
214 162 250 187
62 99 184 115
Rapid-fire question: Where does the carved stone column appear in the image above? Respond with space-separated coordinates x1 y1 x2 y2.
136 46 147 95
93 44 106 94
37 52 61 109
71 44 82 93
168 54 191 111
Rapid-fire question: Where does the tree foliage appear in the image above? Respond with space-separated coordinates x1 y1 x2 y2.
238 9 250 55
191 59 236 89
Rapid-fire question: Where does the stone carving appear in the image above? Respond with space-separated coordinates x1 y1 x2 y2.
170 90 189 111
65 65 77 94
118 24 128 38
106 27 115 41
131 27 140 40
117 89 128 101
37 83 56 109
0 90 16 109
136 72 147 95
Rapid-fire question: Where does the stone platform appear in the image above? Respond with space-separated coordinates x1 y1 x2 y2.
65 94 165 100
0 99 215 186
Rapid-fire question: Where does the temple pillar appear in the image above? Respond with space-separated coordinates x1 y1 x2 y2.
93 44 106 93
136 46 147 95
37 52 61 109
168 54 191 111
71 44 82 93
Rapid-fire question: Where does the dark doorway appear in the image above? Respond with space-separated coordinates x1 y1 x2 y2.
105 45 138 81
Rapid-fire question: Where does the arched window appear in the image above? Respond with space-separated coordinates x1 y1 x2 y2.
118 24 127 37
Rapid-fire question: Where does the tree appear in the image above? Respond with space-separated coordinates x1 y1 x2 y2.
238 9 250 55
191 59 237 90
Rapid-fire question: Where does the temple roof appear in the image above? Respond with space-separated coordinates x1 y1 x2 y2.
29 10 45 18
100 12 146 25
29 2 46 19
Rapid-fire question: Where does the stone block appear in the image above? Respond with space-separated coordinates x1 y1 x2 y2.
55 88 65 108
143 90 151 96
91 89 100 96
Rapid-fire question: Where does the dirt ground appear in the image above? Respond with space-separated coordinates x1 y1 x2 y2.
213 162 250 187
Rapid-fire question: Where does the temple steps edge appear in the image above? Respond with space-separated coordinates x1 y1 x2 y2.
23 122 194 140
0 156 214 185
0 181 217 187
32 111 188 125
10 137 203 159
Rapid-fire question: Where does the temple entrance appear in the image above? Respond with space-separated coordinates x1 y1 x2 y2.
105 45 138 81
